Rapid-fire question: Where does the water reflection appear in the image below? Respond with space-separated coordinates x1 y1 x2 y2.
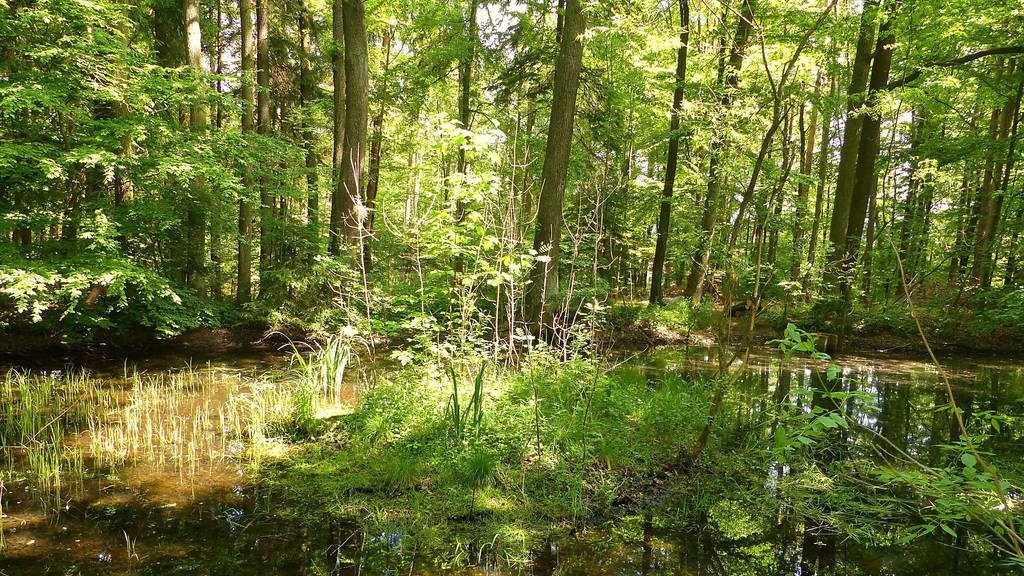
2 347 1022 575
602 347 1024 576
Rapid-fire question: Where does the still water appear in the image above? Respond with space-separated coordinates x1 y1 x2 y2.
1 346 1021 575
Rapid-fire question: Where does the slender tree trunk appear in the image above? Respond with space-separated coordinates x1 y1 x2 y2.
970 106 1005 287
340 0 369 250
973 66 1022 286
838 6 894 332
792 74 819 284
363 27 392 270
256 0 272 295
525 0 585 336
455 0 478 212
299 3 320 251
649 0 689 306
520 102 537 219
897 111 926 279
995 75 1024 285
236 0 255 303
453 0 478 274
822 0 878 343
1006 205 1023 286
767 110 795 266
861 185 878 301
805 75 835 295
185 0 209 295
685 2 753 302
209 0 224 298
328 0 347 255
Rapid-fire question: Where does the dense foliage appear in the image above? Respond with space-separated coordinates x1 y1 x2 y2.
1 0 1022 350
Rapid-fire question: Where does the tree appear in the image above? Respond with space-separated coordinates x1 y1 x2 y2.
822 0 878 342
836 0 896 340
338 0 368 254
649 0 689 306
684 0 754 303
791 74 819 286
299 0 319 249
328 0 346 256
256 0 272 293
525 0 585 335
237 0 255 303
185 0 209 295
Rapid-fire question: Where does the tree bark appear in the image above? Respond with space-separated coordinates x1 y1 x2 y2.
973 63 1022 287
685 1 753 302
822 0 878 340
256 0 272 294
299 2 320 250
525 0 585 336
649 0 689 306
339 0 369 253
453 0 478 274
185 0 209 295
363 27 392 270
236 0 255 303
836 4 894 341
805 74 835 294
328 0 347 255
791 75 819 284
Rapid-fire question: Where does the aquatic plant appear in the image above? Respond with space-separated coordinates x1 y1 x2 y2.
462 448 497 513
445 362 486 442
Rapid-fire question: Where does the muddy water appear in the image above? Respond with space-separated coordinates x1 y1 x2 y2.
1 346 1022 575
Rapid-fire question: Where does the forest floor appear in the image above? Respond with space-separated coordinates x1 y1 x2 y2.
604 297 1024 358
3 296 1021 362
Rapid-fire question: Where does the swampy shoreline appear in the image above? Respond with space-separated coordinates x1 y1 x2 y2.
3 331 1023 575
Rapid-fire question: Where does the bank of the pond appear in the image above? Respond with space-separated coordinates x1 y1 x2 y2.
605 297 1024 356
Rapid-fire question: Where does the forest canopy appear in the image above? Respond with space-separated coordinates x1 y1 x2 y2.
1 0 1023 350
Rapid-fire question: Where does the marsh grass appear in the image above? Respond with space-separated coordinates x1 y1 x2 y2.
2 357 339 513
0 479 5 550
256 352 713 563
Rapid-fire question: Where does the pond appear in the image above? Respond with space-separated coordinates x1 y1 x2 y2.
1 345 1021 575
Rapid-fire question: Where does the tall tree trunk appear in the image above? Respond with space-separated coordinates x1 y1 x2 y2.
185 0 209 295
1002 86 1024 286
256 0 272 294
209 0 225 298
299 2 320 250
792 74 819 284
1006 205 1023 286
970 107 1005 287
328 0 347 255
363 27 392 270
525 0 585 336
214 0 224 130
453 0 479 268
837 5 894 338
767 109 795 266
805 74 836 295
685 1 753 302
237 0 255 303
860 184 878 301
154 0 187 69
649 0 689 306
974 65 1022 286
822 0 878 342
897 111 926 279
339 0 368 250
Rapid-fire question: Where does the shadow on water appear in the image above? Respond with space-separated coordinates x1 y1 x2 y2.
2 346 1023 575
